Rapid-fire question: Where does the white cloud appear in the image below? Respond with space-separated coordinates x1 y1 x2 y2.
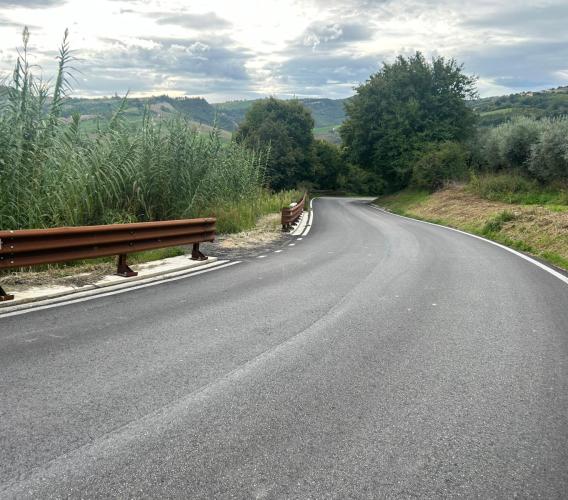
0 0 566 100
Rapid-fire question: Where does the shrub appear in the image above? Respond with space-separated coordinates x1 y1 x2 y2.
472 116 568 184
527 119 568 182
502 116 543 169
411 141 469 190
338 164 386 195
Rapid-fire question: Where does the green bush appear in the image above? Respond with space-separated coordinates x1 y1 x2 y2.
472 116 568 184
467 172 568 205
502 116 543 168
481 210 517 234
411 141 469 190
527 119 568 182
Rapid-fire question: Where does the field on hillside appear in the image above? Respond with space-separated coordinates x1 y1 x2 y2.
55 95 348 140
471 86 568 127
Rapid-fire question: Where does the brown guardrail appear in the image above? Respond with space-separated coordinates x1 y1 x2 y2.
0 218 216 301
281 193 307 231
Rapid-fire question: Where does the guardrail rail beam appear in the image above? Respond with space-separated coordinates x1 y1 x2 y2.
0 217 216 301
281 193 307 231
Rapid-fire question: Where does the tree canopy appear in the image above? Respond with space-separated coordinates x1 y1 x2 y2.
340 52 477 192
235 97 315 190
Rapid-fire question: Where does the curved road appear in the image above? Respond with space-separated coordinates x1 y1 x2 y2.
1 198 567 498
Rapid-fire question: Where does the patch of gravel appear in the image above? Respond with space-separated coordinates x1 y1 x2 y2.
201 213 294 260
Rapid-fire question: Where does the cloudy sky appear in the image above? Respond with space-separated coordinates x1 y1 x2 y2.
0 0 566 101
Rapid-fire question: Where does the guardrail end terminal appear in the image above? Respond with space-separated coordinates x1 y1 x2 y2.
116 254 138 278
191 243 208 261
0 285 14 301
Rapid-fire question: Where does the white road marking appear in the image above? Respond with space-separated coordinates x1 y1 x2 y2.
288 244 295 247
0 261 242 318
274 250 283 253
258 255 266 259
297 238 303 241
369 204 568 287
301 198 315 236
290 210 309 236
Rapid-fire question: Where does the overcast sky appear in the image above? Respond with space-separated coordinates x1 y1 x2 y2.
0 0 566 101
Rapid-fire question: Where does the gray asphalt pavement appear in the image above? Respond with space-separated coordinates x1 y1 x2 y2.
1 197 567 498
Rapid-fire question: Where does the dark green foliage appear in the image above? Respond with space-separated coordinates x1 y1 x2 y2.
338 164 385 195
341 52 477 192
411 142 469 190
235 97 315 189
311 140 348 191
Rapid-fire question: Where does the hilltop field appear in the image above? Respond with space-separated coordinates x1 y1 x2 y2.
47 84 568 143
57 95 347 143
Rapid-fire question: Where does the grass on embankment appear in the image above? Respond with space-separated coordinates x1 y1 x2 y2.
374 184 568 271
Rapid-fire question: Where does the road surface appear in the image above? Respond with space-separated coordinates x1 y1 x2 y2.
1 197 567 498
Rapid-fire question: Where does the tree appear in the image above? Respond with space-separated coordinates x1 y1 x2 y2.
312 140 347 191
340 52 477 192
235 97 315 189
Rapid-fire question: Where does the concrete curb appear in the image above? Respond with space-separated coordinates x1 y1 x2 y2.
0 256 220 312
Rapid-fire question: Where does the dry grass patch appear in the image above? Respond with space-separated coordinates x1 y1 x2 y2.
407 187 509 227
215 213 282 249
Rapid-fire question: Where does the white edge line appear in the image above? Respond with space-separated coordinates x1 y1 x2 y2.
0 261 242 318
301 198 315 236
369 204 568 287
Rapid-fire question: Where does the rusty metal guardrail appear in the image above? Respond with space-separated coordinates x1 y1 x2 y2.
281 193 307 231
0 218 216 301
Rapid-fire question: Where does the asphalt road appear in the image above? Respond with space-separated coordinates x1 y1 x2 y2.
1 197 567 498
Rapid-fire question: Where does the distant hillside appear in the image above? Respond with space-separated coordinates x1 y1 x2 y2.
471 86 568 127
215 97 347 130
54 95 347 141
60 95 237 132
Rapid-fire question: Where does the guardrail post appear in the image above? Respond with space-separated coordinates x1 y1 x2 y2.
0 285 14 301
191 243 207 261
116 254 138 278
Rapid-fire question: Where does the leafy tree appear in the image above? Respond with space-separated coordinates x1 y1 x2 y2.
341 52 477 192
312 140 347 190
235 97 315 189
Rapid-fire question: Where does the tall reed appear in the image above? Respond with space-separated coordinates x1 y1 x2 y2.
0 29 285 232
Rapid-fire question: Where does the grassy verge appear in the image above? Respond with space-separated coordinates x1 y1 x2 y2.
374 185 568 271
468 173 568 207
